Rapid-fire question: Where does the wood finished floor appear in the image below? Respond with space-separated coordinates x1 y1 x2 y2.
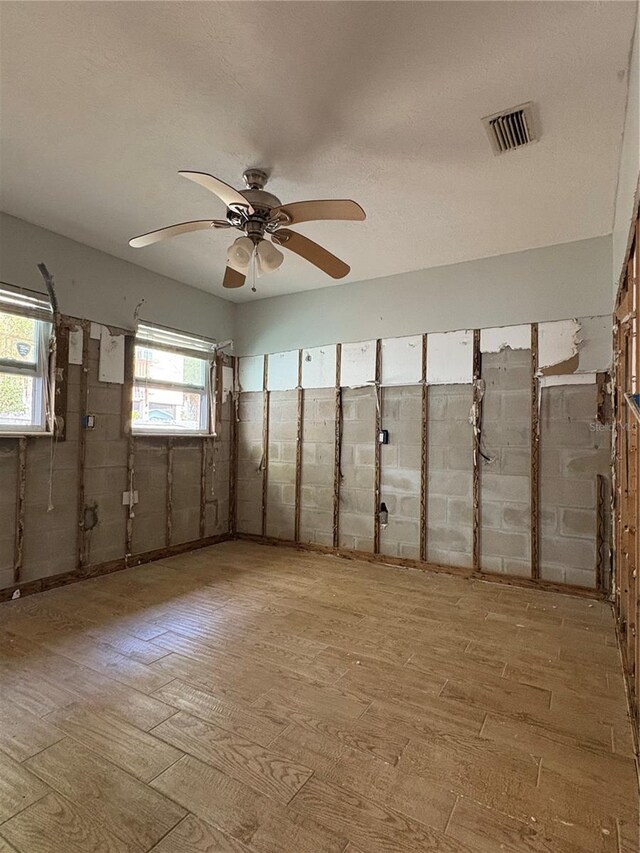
0 541 638 853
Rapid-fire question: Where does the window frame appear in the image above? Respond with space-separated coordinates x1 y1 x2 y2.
131 323 217 437
0 283 54 435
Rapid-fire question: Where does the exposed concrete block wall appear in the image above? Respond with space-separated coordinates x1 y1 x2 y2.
426 385 474 568
480 348 531 576
0 441 18 588
266 390 297 540
171 441 202 545
204 398 231 537
0 317 232 592
339 387 375 551
299 388 335 546
131 439 168 554
83 338 128 565
20 362 81 582
379 386 421 559
236 391 264 536
539 384 611 588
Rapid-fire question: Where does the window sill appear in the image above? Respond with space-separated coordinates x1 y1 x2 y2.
0 431 52 438
132 432 218 439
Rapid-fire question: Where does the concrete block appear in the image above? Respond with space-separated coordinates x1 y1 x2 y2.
560 508 596 538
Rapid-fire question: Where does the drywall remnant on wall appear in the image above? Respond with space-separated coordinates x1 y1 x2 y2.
267 350 298 391
538 319 580 374
426 330 473 385
222 366 234 398
302 346 337 389
539 374 596 388
68 326 83 365
480 324 530 353
341 341 376 388
239 355 264 392
381 335 422 386
98 327 125 384
577 315 612 373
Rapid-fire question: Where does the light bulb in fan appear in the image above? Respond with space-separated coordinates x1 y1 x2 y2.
227 236 254 272
256 239 284 274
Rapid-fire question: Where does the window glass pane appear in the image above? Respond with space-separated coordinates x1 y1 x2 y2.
0 310 38 365
132 383 206 431
134 345 206 388
0 372 36 426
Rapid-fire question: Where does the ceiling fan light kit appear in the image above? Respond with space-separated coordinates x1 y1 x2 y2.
129 168 365 290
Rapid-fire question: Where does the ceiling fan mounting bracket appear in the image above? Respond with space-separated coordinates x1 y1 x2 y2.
242 168 269 190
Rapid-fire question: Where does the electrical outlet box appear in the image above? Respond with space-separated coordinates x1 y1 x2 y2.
122 490 139 506
378 429 389 445
83 414 95 430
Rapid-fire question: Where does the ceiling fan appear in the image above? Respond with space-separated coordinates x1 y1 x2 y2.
129 169 366 290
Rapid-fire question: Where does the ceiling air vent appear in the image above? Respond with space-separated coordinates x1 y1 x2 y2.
482 102 537 155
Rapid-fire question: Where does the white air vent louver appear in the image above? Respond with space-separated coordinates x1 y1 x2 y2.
482 102 537 155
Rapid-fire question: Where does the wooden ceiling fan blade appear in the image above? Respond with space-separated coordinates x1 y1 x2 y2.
272 229 350 279
129 220 229 248
179 171 254 214
223 266 246 289
273 199 365 225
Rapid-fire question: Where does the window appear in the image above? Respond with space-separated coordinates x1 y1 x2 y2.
0 284 53 433
132 323 216 435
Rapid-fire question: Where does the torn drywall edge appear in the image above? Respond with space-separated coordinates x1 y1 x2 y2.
222 365 234 398
341 340 376 388
426 329 473 384
90 322 102 340
480 324 530 353
576 315 613 373
539 373 596 387
98 326 125 384
302 345 337 389
267 349 299 391
538 318 580 372
381 335 422 385
238 355 264 392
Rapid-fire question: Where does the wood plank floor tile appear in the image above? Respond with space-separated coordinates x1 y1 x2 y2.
0 792 130 853
24 739 185 852
0 541 636 853
290 775 469 853
151 754 348 853
151 711 313 802
148 814 253 853
0 750 50 824
0 836 18 853
445 796 591 853
255 701 409 765
152 679 289 746
42 704 183 782
0 697 64 762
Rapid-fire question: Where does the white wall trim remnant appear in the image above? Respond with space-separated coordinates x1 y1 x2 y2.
98 326 125 384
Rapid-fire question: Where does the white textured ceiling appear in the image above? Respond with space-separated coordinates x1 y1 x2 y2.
0 1 636 303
